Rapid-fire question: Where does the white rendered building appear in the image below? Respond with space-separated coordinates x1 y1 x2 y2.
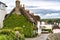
0 2 7 28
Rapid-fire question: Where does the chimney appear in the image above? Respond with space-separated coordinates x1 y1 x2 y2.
23 4 25 9
15 0 21 15
16 0 20 7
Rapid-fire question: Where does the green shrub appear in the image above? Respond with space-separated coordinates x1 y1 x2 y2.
0 29 15 40
0 35 8 40
14 27 34 37
14 27 23 34
0 29 25 40
0 34 15 40
20 34 25 40
0 29 15 35
42 29 52 33
3 14 35 37
3 14 33 29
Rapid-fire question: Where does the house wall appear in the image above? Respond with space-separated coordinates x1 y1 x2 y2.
37 21 41 35
59 23 60 27
0 4 7 28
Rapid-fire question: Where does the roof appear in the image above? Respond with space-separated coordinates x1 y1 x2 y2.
5 1 40 24
30 14 40 23
16 0 20 1
5 7 40 24
52 24 60 30
0 1 7 7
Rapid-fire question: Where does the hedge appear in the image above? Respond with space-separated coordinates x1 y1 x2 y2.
42 29 52 33
0 29 24 40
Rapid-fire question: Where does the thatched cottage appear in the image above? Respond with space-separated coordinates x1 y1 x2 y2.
4 0 41 36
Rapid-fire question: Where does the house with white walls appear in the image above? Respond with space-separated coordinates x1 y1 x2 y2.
0 1 7 28
40 21 53 33
4 0 41 35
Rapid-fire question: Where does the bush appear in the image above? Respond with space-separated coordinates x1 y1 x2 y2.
14 27 35 37
0 29 15 40
24 27 33 37
0 35 8 40
3 14 35 37
0 29 13 34
0 29 25 40
42 29 52 33
14 27 23 34
20 34 25 40
0 34 15 40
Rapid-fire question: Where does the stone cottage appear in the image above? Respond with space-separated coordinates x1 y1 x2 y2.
4 0 41 35
0 1 7 28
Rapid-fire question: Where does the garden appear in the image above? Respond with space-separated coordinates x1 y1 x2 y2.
0 28 24 40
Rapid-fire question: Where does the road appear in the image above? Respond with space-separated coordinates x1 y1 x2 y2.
25 34 49 40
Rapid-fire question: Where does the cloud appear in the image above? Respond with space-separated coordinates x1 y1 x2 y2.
1 0 60 12
29 9 60 15
41 13 60 19
24 1 60 10
45 13 59 17
25 6 38 8
0 0 60 19
21 0 60 10
0 0 15 13
21 0 60 2
31 9 60 19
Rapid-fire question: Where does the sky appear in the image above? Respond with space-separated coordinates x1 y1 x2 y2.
0 0 60 19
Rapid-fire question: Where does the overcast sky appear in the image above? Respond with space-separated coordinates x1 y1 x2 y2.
0 0 60 19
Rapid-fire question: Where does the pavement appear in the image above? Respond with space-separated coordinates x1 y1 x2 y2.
25 34 49 40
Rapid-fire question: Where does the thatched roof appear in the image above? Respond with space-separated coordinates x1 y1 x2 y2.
5 0 40 24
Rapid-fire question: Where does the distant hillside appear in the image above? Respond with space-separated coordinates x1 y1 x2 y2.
41 18 60 24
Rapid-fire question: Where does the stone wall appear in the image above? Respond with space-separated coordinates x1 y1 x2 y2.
47 33 60 40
